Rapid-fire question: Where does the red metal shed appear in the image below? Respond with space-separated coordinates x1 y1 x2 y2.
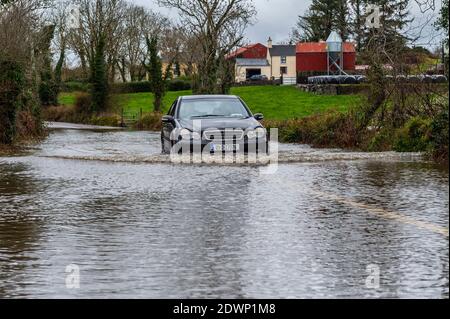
296 42 356 72
227 43 267 60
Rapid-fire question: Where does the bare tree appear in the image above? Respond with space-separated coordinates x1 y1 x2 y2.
67 0 126 81
117 4 168 82
158 0 256 94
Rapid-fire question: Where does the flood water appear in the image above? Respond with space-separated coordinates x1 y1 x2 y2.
0 126 448 298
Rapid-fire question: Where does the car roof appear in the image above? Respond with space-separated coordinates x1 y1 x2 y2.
179 95 239 101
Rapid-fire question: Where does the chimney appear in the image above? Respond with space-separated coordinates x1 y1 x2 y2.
267 37 273 49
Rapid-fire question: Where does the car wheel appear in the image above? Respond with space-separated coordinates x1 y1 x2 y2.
161 138 168 154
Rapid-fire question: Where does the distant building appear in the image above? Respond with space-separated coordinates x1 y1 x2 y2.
267 38 297 84
235 58 271 82
296 42 356 73
228 43 270 82
229 34 357 83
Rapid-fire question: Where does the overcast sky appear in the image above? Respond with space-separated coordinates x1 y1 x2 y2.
132 0 444 48
132 0 309 44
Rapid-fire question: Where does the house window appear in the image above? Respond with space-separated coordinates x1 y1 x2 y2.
280 67 288 75
281 56 287 64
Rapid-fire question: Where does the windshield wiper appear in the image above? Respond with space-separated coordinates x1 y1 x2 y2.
190 115 226 118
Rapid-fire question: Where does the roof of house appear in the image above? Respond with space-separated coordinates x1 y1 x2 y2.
227 43 266 59
296 42 356 53
236 58 270 66
269 45 296 56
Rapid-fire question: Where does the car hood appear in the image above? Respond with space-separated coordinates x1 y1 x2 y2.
178 117 263 131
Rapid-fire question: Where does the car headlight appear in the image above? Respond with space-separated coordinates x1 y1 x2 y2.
247 127 266 139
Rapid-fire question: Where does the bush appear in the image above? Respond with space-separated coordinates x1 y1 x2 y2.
39 80 58 106
61 81 90 93
43 105 120 127
15 110 44 141
365 128 395 152
168 79 192 91
90 115 121 127
264 110 360 149
393 117 432 152
111 81 152 94
44 93 93 124
111 79 192 94
134 112 162 131
74 92 93 115
429 105 449 162
336 84 370 95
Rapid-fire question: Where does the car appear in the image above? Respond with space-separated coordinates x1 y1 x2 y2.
248 74 268 81
161 95 268 155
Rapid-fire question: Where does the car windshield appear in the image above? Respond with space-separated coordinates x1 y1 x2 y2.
178 99 251 119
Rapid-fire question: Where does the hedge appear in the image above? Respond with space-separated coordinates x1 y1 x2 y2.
111 79 192 94
61 79 192 94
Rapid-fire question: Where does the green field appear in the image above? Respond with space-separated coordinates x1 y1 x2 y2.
58 86 361 120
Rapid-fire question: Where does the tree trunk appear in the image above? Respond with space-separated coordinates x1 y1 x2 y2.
154 92 162 112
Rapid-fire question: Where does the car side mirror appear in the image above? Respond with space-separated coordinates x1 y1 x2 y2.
162 115 174 123
254 113 264 121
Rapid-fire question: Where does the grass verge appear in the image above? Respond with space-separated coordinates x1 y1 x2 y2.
58 86 361 121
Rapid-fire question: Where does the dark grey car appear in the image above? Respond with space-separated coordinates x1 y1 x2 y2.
161 95 268 154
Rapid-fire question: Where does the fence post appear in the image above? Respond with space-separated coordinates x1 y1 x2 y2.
121 108 124 127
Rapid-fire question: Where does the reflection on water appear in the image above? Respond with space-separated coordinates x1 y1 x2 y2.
0 129 448 298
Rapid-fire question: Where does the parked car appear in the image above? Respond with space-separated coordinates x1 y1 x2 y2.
248 74 268 81
161 95 268 154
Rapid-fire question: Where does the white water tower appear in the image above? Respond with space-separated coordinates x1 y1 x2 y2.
326 31 344 75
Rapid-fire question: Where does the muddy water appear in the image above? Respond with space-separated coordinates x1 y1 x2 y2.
0 128 448 298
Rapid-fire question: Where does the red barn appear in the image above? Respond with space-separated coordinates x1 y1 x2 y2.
296 42 356 72
227 43 267 60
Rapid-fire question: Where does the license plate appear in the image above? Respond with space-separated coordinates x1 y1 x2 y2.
211 144 240 152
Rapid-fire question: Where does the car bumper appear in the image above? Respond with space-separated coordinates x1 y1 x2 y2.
173 138 268 154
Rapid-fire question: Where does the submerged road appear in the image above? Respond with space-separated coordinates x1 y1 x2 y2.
0 126 448 298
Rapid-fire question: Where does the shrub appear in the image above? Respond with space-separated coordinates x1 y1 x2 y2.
134 112 162 131
365 128 395 152
62 81 90 93
15 110 44 141
90 114 121 127
429 105 449 162
168 79 192 91
111 80 192 94
264 110 360 149
74 92 93 115
42 105 73 122
111 81 152 94
39 80 58 106
393 117 432 152
43 105 120 127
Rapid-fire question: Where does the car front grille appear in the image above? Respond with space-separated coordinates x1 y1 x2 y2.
203 129 244 141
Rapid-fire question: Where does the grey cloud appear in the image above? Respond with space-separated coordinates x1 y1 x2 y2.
131 0 444 48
